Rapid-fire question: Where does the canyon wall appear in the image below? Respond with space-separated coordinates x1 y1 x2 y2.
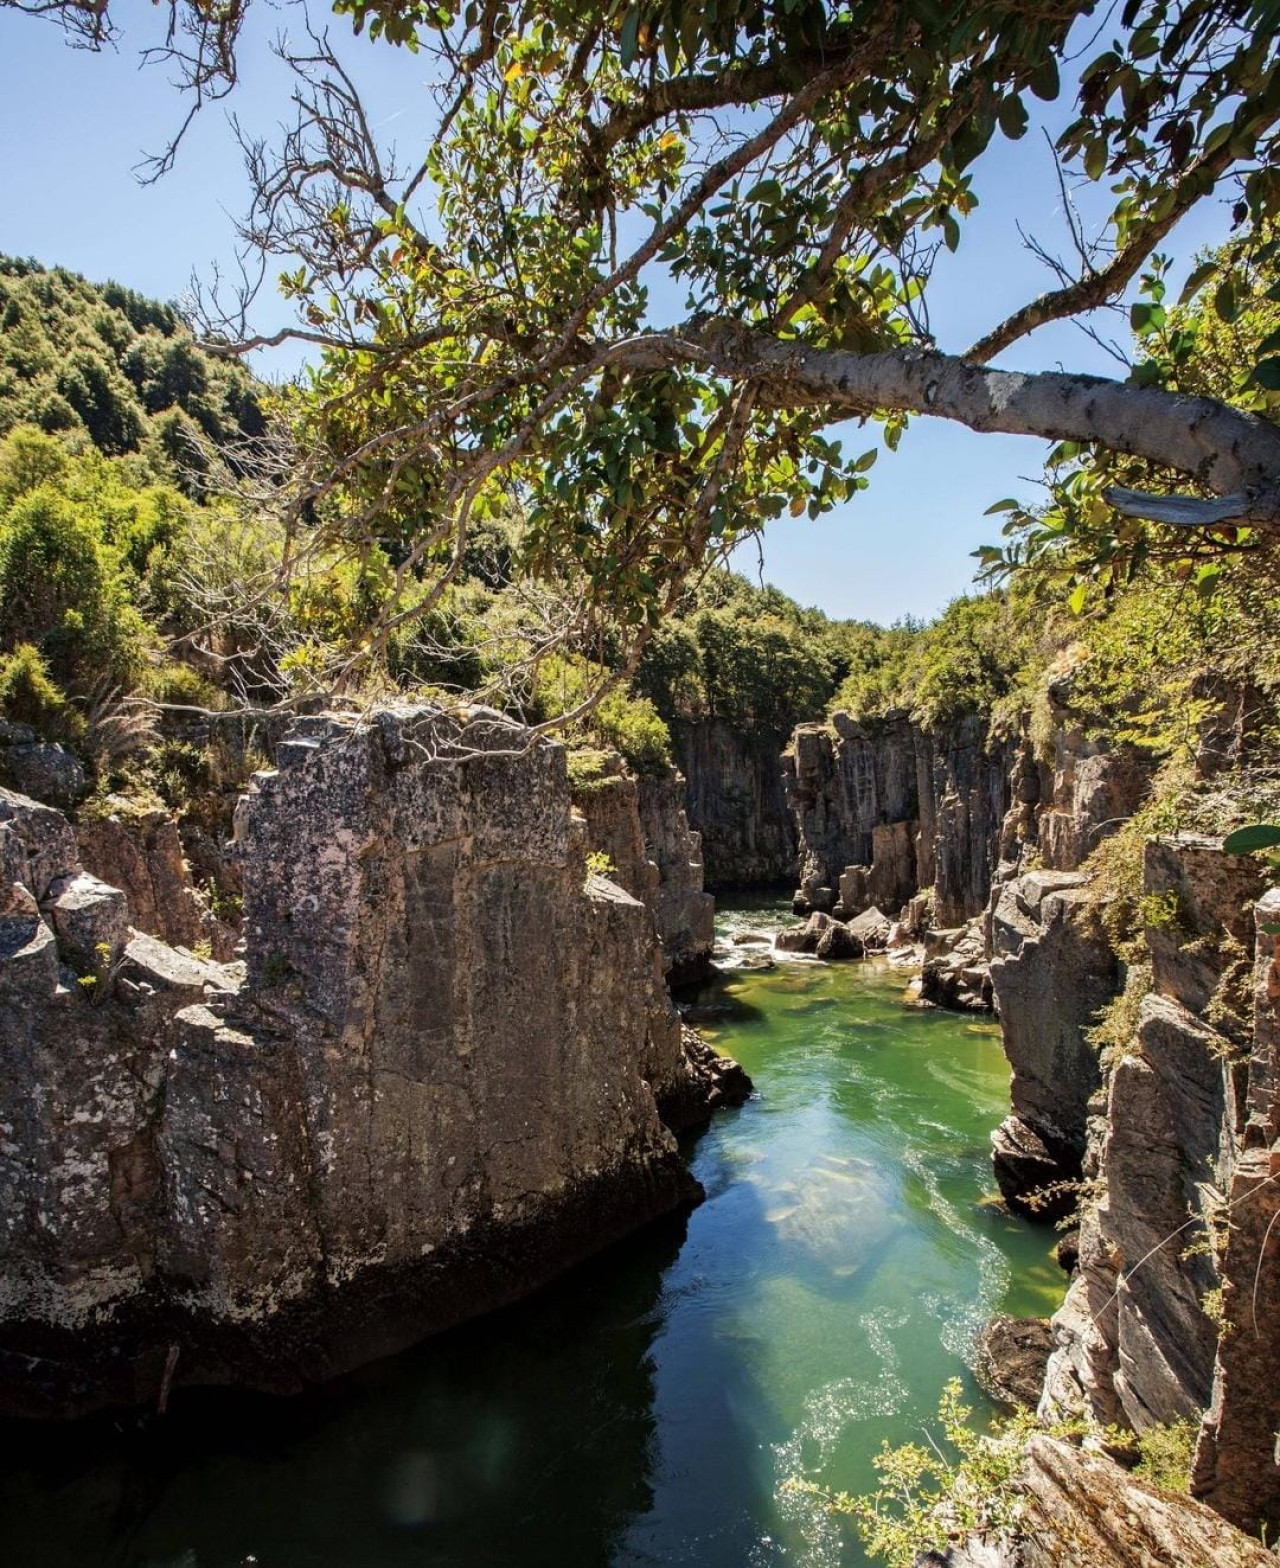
784 710 1015 926
669 718 798 888
0 706 739 1418
571 766 715 984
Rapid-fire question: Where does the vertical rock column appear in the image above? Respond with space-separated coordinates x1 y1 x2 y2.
1040 836 1265 1434
1193 885 1280 1537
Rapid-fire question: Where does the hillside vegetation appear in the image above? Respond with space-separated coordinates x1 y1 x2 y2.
1 246 1278 836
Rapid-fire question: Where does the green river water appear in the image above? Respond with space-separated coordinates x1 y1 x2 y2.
0 895 1065 1568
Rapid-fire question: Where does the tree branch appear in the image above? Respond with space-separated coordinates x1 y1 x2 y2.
965 134 1242 362
637 325 1280 523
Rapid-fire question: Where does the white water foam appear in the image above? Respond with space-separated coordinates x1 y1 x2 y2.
769 1308 910 1567
902 1145 1010 1360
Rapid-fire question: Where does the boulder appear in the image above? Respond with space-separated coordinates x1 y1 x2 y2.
45 871 130 974
3 741 87 808
815 921 863 961
974 1314 1054 1409
848 904 892 950
775 910 834 955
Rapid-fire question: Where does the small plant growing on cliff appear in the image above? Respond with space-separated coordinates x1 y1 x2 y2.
75 939 115 1004
1087 963 1153 1064
1133 1418 1198 1493
1204 931 1254 1054
206 884 242 924
783 1380 1047 1563
585 850 616 881
1200 1286 1235 1341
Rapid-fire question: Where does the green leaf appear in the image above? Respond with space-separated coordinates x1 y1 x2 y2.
1084 138 1108 180
1178 260 1217 305
1223 824 1280 854
1030 57 1060 101
1214 278 1239 323
998 96 1029 140
1067 581 1088 615
1256 326 1280 357
619 4 640 68
984 498 1020 514
746 178 784 206
1253 358 1280 390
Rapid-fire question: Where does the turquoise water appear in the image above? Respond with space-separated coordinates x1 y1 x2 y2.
0 896 1064 1567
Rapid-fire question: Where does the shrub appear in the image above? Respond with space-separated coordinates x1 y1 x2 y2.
0 643 83 744
1133 1419 1197 1494
0 483 150 689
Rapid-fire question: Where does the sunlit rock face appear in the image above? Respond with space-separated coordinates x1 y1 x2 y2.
920 1436 1276 1568
783 712 1015 929
1038 838 1267 1443
987 870 1115 1217
0 707 731 1418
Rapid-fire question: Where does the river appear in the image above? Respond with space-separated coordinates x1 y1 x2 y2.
0 895 1065 1567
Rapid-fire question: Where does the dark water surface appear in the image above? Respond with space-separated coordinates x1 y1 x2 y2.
0 895 1064 1567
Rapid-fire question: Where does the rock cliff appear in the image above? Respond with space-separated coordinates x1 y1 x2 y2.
0 705 742 1418
986 871 1117 1216
669 717 798 887
571 765 715 984
1035 838 1268 1456
783 711 1014 928
916 1436 1276 1568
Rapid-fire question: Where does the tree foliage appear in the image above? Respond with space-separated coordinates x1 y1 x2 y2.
10 0 1280 718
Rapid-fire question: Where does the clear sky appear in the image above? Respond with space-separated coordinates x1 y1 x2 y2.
0 6 1237 626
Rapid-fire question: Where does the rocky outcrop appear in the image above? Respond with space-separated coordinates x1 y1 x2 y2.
916 1436 1276 1568
0 707 746 1418
1037 751 1150 872
669 717 797 887
571 766 714 985
1039 837 1266 1444
78 797 237 961
974 1315 1054 1410
1193 884 1280 1537
775 909 864 960
637 774 715 983
784 711 1015 928
920 918 992 1012
986 871 1116 1216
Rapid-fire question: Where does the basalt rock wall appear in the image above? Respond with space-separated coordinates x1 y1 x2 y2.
669 718 798 888
784 710 1014 927
570 768 714 985
1037 838 1268 1450
0 706 736 1419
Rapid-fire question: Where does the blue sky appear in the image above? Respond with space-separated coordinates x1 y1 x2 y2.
0 7 1237 625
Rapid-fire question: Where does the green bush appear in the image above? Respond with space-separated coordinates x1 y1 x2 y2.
0 483 150 689
1133 1418 1197 1493
0 643 83 744
537 652 673 775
